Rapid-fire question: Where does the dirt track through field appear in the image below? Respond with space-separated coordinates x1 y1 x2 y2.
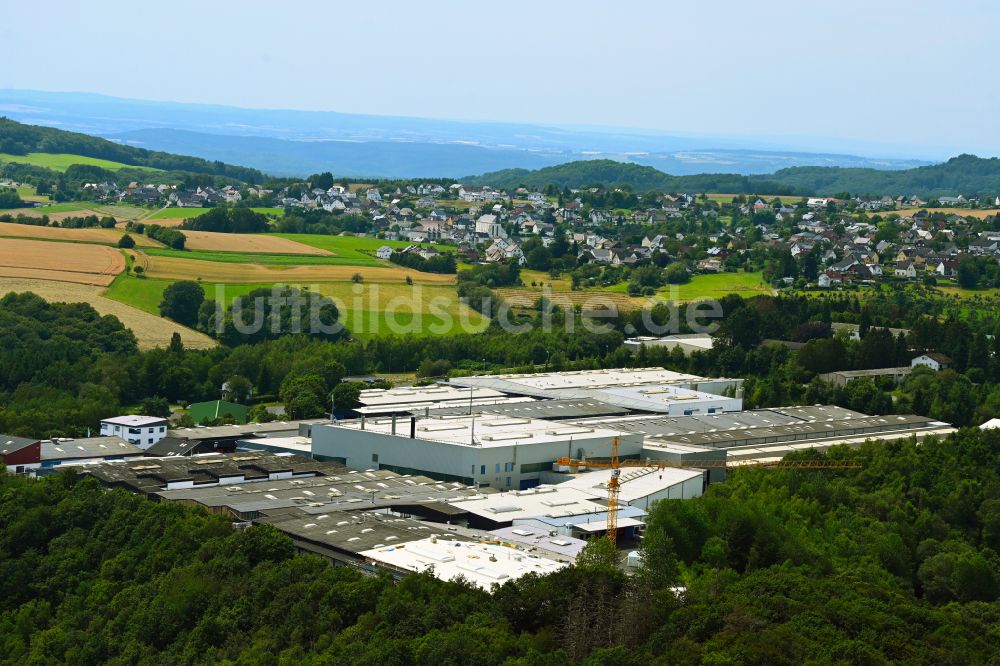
0 278 216 349
0 238 125 286
141 252 456 284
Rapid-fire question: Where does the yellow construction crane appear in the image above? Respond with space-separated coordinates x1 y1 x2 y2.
556 437 862 543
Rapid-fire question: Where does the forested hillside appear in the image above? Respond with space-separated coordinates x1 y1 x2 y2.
0 117 264 183
466 155 1000 198
1 429 998 663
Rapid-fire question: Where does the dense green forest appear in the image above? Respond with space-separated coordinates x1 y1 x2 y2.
466 155 1000 198
1 428 998 664
0 117 263 183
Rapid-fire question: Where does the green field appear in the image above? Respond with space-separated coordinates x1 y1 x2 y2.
22 202 100 214
14 184 50 203
273 234 452 266
0 152 160 173
141 247 369 266
146 207 286 220
104 274 486 338
659 271 771 301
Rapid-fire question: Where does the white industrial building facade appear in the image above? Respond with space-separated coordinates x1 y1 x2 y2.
311 415 643 490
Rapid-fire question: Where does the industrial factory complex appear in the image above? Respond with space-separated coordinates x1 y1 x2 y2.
24 367 955 590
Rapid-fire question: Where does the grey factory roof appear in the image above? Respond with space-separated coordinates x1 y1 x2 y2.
154 466 485 518
168 419 329 441
40 436 142 461
819 367 912 379
144 437 203 457
0 434 40 456
259 509 466 555
77 453 344 493
644 414 940 450
566 408 821 438
420 398 630 420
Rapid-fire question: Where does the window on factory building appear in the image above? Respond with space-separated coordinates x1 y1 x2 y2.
372 453 379 463
520 461 555 473
495 463 500 474
480 465 486 475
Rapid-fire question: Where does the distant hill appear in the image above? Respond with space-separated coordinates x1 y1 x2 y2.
0 90 929 178
0 117 264 183
466 155 1000 198
463 160 791 194
108 128 565 179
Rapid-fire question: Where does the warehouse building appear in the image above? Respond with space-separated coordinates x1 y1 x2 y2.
39 436 143 470
361 537 567 590
818 367 912 387
545 466 706 510
0 434 41 474
311 414 643 490
567 405 954 475
165 419 329 453
417 397 630 421
623 333 715 355
78 452 340 494
155 465 483 522
446 368 743 416
354 385 530 416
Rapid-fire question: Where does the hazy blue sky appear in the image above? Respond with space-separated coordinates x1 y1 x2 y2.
3 0 998 157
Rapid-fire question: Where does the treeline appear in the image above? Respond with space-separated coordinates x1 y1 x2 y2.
0 212 117 229
0 187 23 209
272 210 371 235
466 154 1000 198
143 223 185 249
388 250 457 274
0 117 264 182
464 159 787 195
179 207 270 234
2 427 999 662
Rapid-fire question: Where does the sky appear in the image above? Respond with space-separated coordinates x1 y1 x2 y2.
3 0 999 158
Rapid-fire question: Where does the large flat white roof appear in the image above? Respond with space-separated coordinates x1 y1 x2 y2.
448 485 608 522
450 367 705 396
361 537 566 590
555 466 703 504
355 396 533 416
329 414 632 448
591 384 738 412
358 385 507 407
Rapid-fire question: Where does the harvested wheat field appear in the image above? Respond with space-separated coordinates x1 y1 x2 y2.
3 207 106 222
0 238 125 287
0 221 161 247
142 253 455 285
179 231 333 255
0 278 216 349
134 217 186 228
894 207 1000 219
495 287 649 312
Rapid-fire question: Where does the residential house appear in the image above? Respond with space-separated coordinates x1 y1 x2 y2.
911 353 953 371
